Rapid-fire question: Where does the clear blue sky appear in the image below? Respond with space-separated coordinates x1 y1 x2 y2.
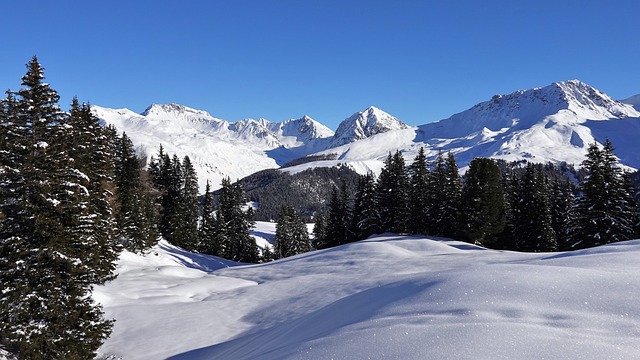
1 0 639 129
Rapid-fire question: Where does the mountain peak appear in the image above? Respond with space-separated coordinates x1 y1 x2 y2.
142 103 214 119
332 106 409 146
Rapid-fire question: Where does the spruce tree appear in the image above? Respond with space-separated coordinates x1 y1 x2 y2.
171 156 199 250
0 57 113 359
325 185 350 247
376 151 410 234
312 211 328 249
217 178 258 262
458 158 506 247
510 164 557 252
550 180 575 250
198 181 219 255
352 172 380 240
409 147 431 235
274 205 310 258
571 141 636 248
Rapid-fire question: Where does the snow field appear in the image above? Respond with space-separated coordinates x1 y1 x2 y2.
95 225 640 359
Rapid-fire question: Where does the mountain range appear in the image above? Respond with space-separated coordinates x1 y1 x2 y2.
93 80 640 192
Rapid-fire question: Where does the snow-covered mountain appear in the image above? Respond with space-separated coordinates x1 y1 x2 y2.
331 106 410 147
95 80 640 193
93 104 334 191
286 80 640 176
621 93 640 110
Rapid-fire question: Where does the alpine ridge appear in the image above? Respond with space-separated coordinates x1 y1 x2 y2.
94 80 640 193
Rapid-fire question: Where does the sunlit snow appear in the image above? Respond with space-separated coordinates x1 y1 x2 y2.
95 223 640 359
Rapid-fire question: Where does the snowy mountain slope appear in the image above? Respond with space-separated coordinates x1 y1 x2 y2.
95 228 640 360
288 80 640 176
621 93 640 110
96 81 640 192
93 104 334 192
331 106 410 147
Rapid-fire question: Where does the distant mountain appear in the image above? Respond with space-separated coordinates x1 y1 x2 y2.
93 104 334 191
331 106 409 147
95 81 640 193
621 94 640 110
287 80 640 176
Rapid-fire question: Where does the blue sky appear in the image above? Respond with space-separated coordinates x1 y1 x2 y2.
1 0 639 129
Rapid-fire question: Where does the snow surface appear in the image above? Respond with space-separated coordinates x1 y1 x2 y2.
95 224 640 360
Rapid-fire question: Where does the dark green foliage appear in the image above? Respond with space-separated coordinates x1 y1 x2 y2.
431 151 462 237
550 180 576 250
274 205 310 258
198 181 219 255
216 178 258 262
458 158 506 246
312 212 328 249
238 166 361 222
352 172 380 240
171 156 199 250
0 57 114 359
324 184 353 248
376 151 410 234
113 133 158 252
409 147 431 235
570 141 636 248
508 164 557 252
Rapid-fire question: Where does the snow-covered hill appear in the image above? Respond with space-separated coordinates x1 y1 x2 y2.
94 226 640 359
95 80 640 192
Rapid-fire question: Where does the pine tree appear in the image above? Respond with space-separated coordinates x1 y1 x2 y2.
409 147 431 235
458 158 506 247
510 164 557 252
0 57 113 359
352 172 380 240
571 141 636 248
171 156 199 250
312 211 328 249
430 151 462 238
325 186 349 247
550 180 575 250
274 205 310 258
198 181 219 255
217 178 258 262
376 151 410 234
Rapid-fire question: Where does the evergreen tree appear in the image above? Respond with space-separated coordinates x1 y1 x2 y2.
352 172 380 240
430 151 462 238
458 158 506 246
274 205 310 258
312 211 328 249
171 156 199 250
198 181 219 255
570 141 636 248
113 132 158 252
0 57 112 359
376 151 410 234
550 180 575 250
325 185 350 247
509 164 557 252
217 178 258 262
409 147 431 235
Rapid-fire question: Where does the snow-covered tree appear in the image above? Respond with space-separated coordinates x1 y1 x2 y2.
217 178 258 262
274 205 310 258
570 141 636 248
